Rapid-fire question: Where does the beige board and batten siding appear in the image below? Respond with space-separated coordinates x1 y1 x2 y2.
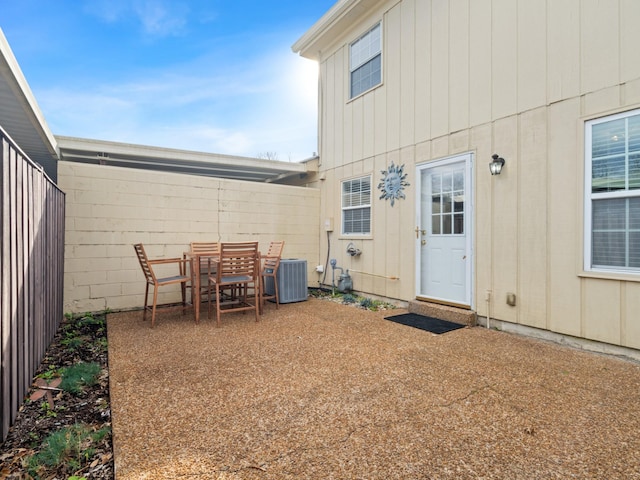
58 161 320 314
298 0 640 349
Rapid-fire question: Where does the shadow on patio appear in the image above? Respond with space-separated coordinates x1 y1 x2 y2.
107 298 640 479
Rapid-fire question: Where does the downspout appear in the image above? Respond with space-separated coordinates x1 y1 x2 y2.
487 153 494 329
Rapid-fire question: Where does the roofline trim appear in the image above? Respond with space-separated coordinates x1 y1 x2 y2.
291 0 358 60
0 28 58 157
57 135 317 183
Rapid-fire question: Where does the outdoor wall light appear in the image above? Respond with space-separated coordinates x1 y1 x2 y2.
489 154 505 175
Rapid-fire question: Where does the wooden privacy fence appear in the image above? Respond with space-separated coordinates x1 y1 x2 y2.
0 127 65 442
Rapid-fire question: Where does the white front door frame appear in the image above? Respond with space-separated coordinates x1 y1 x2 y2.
415 153 474 308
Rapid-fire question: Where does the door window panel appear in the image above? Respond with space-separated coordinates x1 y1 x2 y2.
431 169 465 236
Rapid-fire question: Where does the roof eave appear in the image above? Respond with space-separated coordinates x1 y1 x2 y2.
292 0 382 61
292 0 358 60
0 28 59 177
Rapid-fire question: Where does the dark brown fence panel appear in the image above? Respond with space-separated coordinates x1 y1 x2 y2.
0 127 65 442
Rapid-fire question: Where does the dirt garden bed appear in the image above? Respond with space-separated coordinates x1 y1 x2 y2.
0 312 114 479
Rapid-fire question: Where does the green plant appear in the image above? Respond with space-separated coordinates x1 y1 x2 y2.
28 431 40 446
36 365 59 381
27 424 110 477
59 362 101 395
61 336 84 351
370 300 384 310
342 293 356 304
77 314 105 328
309 287 396 311
40 401 57 418
96 336 108 351
359 297 374 309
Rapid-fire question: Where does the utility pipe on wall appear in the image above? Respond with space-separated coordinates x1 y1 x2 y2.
486 290 491 329
348 270 399 280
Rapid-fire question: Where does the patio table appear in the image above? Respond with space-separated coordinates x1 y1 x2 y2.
184 250 219 323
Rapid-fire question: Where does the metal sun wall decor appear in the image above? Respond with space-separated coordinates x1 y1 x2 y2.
378 162 409 206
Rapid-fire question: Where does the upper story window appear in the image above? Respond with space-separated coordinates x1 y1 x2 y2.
342 176 371 235
585 109 640 273
350 23 382 99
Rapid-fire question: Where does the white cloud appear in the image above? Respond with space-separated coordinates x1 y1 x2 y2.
84 0 190 37
132 0 189 36
36 36 319 161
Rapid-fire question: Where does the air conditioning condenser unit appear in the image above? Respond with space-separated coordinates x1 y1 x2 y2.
264 259 307 303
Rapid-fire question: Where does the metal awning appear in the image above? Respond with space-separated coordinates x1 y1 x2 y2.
57 136 317 183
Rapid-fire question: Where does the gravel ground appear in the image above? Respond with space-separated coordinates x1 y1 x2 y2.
107 298 640 479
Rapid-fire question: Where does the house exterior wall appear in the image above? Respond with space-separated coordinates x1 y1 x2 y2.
306 0 640 349
58 161 321 314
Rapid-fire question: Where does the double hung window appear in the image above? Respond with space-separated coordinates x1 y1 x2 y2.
342 176 371 235
585 109 640 273
350 23 382 99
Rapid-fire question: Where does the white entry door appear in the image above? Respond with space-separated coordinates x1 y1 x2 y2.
416 154 472 307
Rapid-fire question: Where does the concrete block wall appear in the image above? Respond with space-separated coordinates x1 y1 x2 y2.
58 161 321 314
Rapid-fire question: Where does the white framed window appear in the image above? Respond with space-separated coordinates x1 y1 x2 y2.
350 23 382 99
584 108 640 273
342 176 371 235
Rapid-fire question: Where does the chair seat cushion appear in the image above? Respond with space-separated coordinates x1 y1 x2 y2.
158 275 190 284
217 274 252 284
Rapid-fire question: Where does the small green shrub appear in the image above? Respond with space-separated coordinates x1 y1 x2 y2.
359 297 374 309
61 336 84 351
342 293 356 304
77 314 105 328
27 424 110 477
59 362 101 394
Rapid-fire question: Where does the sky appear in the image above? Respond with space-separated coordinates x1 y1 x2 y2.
1 0 337 162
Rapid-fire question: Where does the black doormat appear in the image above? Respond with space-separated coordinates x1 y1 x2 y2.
384 313 466 334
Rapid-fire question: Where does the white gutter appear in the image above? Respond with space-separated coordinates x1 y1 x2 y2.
292 0 359 59
0 28 58 159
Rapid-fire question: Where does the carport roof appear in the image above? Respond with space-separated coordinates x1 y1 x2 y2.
57 136 317 183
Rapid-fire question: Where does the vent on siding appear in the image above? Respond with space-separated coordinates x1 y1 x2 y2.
264 259 307 303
